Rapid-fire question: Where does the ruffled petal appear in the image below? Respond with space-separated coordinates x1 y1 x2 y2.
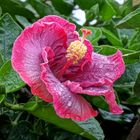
12 22 67 102
37 15 79 44
61 39 93 80
41 62 98 121
92 50 125 85
104 88 123 114
64 80 123 114
69 50 125 86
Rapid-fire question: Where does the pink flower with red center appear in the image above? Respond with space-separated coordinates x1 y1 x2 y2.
12 15 125 121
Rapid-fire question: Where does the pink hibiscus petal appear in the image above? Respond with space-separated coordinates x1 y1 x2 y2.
41 62 98 121
61 39 93 80
12 21 67 102
64 80 123 114
104 88 123 114
69 50 125 86
37 15 79 45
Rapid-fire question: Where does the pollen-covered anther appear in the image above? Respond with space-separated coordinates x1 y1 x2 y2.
66 40 87 64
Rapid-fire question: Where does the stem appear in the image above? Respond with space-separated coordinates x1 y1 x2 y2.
12 112 23 126
127 116 140 140
4 101 24 111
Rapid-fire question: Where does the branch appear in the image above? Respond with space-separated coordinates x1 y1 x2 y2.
127 116 140 140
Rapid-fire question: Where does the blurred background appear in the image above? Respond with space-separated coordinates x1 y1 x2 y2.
0 0 140 140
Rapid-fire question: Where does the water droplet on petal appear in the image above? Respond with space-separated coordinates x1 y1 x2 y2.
99 64 103 68
75 116 81 121
67 101 72 107
65 113 70 118
105 73 110 77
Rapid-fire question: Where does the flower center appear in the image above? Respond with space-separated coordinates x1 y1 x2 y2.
66 40 87 64
66 28 92 64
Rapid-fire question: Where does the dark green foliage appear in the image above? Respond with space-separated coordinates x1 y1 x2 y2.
0 0 140 140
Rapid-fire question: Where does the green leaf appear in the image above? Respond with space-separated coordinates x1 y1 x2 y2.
15 15 31 27
95 45 133 55
75 118 104 140
0 84 5 94
28 0 57 17
102 28 123 46
83 27 102 45
0 53 3 67
23 101 38 111
99 109 134 123
115 62 140 88
75 0 102 10
128 30 140 50
123 51 140 64
0 60 25 93
99 0 116 21
0 13 22 62
134 72 140 97
126 96 140 105
86 96 108 111
116 7 140 28
128 43 140 51
108 0 132 17
51 0 73 16
86 4 99 21
26 102 97 140
0 94 5 103
7 121 37 140
0 7 2 16
0 0 35 20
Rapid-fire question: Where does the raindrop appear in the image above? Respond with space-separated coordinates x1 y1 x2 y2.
65 114 70 118
67 101 72 107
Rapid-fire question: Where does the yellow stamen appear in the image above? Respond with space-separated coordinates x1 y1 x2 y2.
66 41 87 64
66 28 92 64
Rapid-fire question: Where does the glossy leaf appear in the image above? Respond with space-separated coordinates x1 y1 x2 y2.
0 84 5 94
99 0 116 21
95 45 133 55
0 60 25 93
0 7 2 16
134 73 140 97
87 96 108 111
0 53 3 67
25 102 98 140
0 94 5 103
115 62 140 87
0 13 22 61
86 4 99 21
102 28 122 46
128 30 140 50
117 7 140 28
126 96 140 105
15 16 31 27
51 0 73 16
83 27 102 45
0 0 35 20
123 51 140 64
75 0 102 10
99 109 134 123
28 0 57 17
76 118 105 140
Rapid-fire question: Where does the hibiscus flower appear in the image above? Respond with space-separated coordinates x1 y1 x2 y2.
12 15 125 121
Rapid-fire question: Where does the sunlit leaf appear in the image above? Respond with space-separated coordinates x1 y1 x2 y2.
102 28 122 46
117 7 140 28
99 0 116 21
